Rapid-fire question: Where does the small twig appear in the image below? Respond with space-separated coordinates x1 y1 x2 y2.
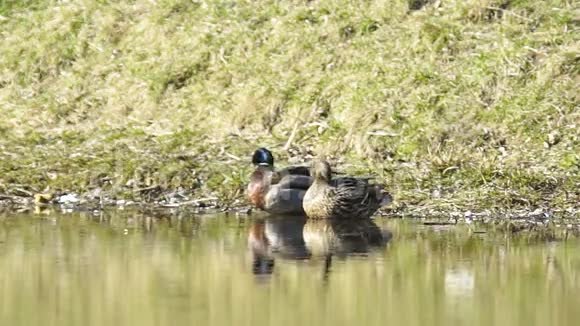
160 197 218 208
12 188 32 197
423 219 458 226
284 120 301 150
367 131 399 137
485 6 534 22
0 194 16 201
133 185 160 193
225 152 241 161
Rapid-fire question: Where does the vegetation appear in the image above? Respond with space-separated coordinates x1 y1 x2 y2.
0 0 578 214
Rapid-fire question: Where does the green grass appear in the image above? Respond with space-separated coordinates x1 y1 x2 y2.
0 0 578 212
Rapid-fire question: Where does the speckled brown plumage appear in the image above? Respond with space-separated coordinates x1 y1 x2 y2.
303 160 392 219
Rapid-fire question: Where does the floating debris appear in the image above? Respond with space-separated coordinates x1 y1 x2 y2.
58 193 80 205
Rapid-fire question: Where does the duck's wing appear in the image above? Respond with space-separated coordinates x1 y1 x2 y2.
272 166 310 186
279 165 348 177
276 175 312 190
264 186 307 215
278 165 311 177
330 177 382 218
332 177 371 201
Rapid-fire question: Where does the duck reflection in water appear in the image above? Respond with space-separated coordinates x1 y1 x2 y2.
247 216 392 277
302 218 391 257
248 217 310 276
247 220 276 275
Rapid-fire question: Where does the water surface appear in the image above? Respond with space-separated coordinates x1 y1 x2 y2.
1 209 579 326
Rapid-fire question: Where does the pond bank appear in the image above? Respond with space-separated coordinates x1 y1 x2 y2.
0 1 578 218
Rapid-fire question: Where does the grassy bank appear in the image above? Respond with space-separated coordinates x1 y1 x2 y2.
0 0 578 213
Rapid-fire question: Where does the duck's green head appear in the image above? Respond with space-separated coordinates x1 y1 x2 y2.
252 148 274 166
312 160 332 182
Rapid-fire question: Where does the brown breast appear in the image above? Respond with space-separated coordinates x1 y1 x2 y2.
247 170 266 209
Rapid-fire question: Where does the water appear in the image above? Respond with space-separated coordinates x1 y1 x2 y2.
1 208 579 326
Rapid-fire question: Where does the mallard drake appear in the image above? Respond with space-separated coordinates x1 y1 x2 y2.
302 160 392 219
247 148 313 215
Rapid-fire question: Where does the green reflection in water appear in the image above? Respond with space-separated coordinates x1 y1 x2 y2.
1 209 579 326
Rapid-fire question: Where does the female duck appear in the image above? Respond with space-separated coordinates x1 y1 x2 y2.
303 160 392 219
247 148 312 215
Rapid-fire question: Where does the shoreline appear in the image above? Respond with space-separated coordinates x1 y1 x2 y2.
2 199 579 241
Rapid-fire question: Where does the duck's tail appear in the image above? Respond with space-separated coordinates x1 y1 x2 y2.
380 191 393 207
372 184 393 207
